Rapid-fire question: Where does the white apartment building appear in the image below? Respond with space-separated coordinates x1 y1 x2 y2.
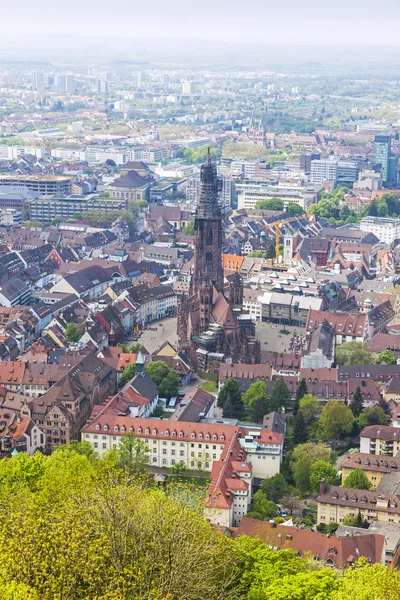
360 216 400 244
237 181 318 211
0 145 45 160
310 159 338 186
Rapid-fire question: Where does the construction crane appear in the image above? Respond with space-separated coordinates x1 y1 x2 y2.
274 215 306 260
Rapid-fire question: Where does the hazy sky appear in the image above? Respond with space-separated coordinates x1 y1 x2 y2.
2 0 400 46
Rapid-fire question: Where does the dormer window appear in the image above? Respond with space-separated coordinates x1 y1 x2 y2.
153 429 157 435
206 434 210 440
146 428 150 434
220 435 225 441
104 425 108 431
129 427 133 432
121 426 126 433
165 430 169 436
172 431 176 436
199 434 203 439
179 432 183 437
96 424 100 430
114 426 119 432
213 435 217 440
191 433 195 438
137 428 142 434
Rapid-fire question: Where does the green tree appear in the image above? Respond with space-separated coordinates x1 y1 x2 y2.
358 406 391 427
247 489 278 521
64 440 97 459
292 411 308 445
251 394 270 423
376 349 397 365
309 460 340 493
292 442 332 467
287 202 304 216
343 468 372 490
293 378 308 417
294 454 311 495
270 378 291 412
182 220 195 235
336 557 400 600
65 322 81 343
117 432 150 476
320 401 354 442
119 362 137 387
265 243 276 260
299 394 320 426
146 361 179 398
336 341 373 366
255 198 284 211
217 379 244 419
261 473 289 503
243 381 270 421
349 387 364 418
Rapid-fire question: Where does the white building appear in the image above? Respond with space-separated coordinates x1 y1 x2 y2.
360 216 400 244
310 159 338 186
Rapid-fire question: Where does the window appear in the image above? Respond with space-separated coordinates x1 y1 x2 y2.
171 450 176 456
162 459 167 465
162 450 167 455
102 443 107 450
180 451 184 457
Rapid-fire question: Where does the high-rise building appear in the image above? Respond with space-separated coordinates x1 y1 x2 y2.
31 71 44 90
182 81 195 95
65 75 75 93
97 79 109 94
374 135 397 184
300 152 320 173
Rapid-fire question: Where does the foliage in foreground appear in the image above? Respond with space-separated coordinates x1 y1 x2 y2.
0 448 399 599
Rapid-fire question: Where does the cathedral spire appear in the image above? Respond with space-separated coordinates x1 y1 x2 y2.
205 146 212 167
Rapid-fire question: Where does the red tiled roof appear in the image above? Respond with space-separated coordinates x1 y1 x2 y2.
237 518 384 568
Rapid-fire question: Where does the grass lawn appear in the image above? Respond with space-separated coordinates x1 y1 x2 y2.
200 381 218 393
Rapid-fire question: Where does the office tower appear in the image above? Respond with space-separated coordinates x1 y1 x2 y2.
56 74 66 91
374 135 397 184
97 80 109 94
137 72 147 85
182 81 195 94
65 75 75 93
31 71 44 90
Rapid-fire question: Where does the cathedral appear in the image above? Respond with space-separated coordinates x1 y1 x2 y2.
177 150 260 373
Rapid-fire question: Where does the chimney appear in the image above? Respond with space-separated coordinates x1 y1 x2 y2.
319 479 326 495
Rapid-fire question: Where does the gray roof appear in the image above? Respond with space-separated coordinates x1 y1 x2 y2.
131 373 158 401
0 277 30 301
63 265 113 294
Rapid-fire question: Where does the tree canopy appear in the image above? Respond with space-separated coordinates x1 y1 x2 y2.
146 361 179 398
217 379 245 419
309 460 340 493
336 341 373 366
320 401 354 441
376 349 397 365
65 322 81 343
343 468 372 490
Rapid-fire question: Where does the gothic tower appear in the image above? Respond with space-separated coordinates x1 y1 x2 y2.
191 148 224 295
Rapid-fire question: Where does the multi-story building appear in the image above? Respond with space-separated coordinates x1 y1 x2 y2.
182 81 195 95
374 136 397 184
29 194 125 224
31 70 45 90
337 161 360 184
0 175 71 196
310 159 338 186
237 181 321 211
82 412 283 526
341 453 400 490
360 216 400 244
317 481 400 526
360 425 400 457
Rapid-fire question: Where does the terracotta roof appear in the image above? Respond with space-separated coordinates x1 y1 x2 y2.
317 482 400 515
0 361 25 387
219 363 273 382
360 425 400 442
82 414 239 444
237 518 385 568
306 310 366 337
342 452 400 474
